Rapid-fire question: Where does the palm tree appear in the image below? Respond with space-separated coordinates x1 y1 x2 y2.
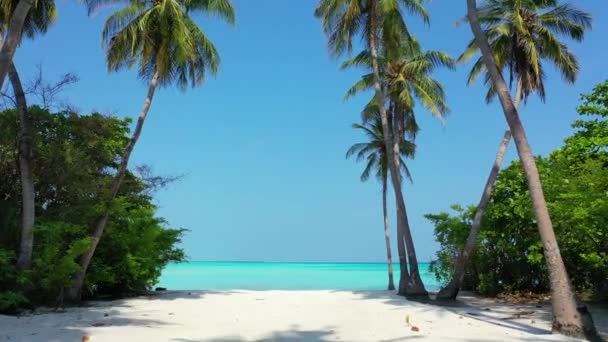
66 0 235 302
341 39 453 295
465 0 598 339
315 0 432 297
346 113 416 291
0 0 57 270
438 0 591 300
0 0 34 88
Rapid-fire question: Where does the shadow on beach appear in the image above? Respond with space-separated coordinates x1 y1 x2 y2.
2 289 606 342
344 289 608 340
171 328 336 342
108 289 608 339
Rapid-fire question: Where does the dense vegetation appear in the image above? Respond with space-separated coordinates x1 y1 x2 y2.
0 0 605 338
428 81 608 298
0 107 185 313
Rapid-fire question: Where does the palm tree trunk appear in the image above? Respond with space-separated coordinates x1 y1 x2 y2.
382 174 396 291
465 1 599 339
367 0 411 296
66 68 161 302
395 177 426 296
391 111 427 297
0 0 33 89
437 79 522 300
8 62 35 271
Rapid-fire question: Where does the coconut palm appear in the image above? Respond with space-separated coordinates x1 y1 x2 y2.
66 0 235 302
465 0 598 339
0 0 57 270
346 113 416 291
438 0 591 300
315 0 432 297
341 39 453 295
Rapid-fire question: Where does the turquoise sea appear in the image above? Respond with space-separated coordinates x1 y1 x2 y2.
157 262 441 291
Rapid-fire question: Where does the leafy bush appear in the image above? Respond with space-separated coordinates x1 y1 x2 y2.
428 81 608 298
0 107 186 312
0 250 29 313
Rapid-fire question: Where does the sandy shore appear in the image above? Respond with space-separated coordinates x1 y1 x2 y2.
1 290 606 342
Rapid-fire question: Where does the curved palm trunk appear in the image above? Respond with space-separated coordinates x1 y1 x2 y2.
382 175 396 291
395 174 426 296
0 0 33 88
367 0 425 297
437 80 522 300
465 1 599 339
66 69 161 302
8 62 35 271
391 112 427 296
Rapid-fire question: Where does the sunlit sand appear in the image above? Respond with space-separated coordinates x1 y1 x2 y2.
2 290 606 341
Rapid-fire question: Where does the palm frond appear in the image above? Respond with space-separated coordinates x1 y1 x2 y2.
184 0 236 25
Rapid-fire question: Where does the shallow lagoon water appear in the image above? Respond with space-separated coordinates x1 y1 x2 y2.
157 262 441 291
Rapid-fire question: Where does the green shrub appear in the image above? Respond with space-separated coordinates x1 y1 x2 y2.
428 81 608 297
0 107 186 311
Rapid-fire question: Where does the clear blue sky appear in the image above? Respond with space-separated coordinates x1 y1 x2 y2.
14 1 608 262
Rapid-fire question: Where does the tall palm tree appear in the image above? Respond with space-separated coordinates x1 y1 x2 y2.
341 39 453 295
0 0 57 270
66 0 235 302
465 0 598 339
438 0 591 300
315 0 432 297
346 113 416 291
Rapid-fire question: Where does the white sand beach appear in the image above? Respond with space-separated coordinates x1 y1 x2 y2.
1 290 606 342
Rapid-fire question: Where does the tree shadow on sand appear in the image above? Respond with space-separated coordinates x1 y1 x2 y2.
170 327 426 342
145 290 246 301
344 290 608 339
342 290 552 335
171 329 334 342
2 312 173 342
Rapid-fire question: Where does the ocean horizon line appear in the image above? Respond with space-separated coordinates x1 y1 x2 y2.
177 260 435 264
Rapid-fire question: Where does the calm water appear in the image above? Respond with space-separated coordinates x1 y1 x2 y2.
157 262 441 291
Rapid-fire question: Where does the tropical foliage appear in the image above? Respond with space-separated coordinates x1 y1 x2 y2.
66 0 235 301
346 114 416 290
460 0 591 103
428 81 608 298
437 0 592 300
346 115 416 184
0 0 605 337
0 107 185 313
99 0 235 88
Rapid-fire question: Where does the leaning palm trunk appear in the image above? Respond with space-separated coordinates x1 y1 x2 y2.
8 62 35 270
391 110 427 296
367 0 427 297
437 79 522 300
66 68 161 302
465 0 599 339
0 0 33 88
381 175 396 290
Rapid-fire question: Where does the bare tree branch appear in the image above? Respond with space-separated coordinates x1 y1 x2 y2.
134 164 185 195
0 64 79 111
26 64 79 110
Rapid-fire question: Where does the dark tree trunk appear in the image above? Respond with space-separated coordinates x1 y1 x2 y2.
66 69 161 302
0 0 33 88
9 62 36 271
465 1 599 339
437 79 522 300
382 175 396 291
